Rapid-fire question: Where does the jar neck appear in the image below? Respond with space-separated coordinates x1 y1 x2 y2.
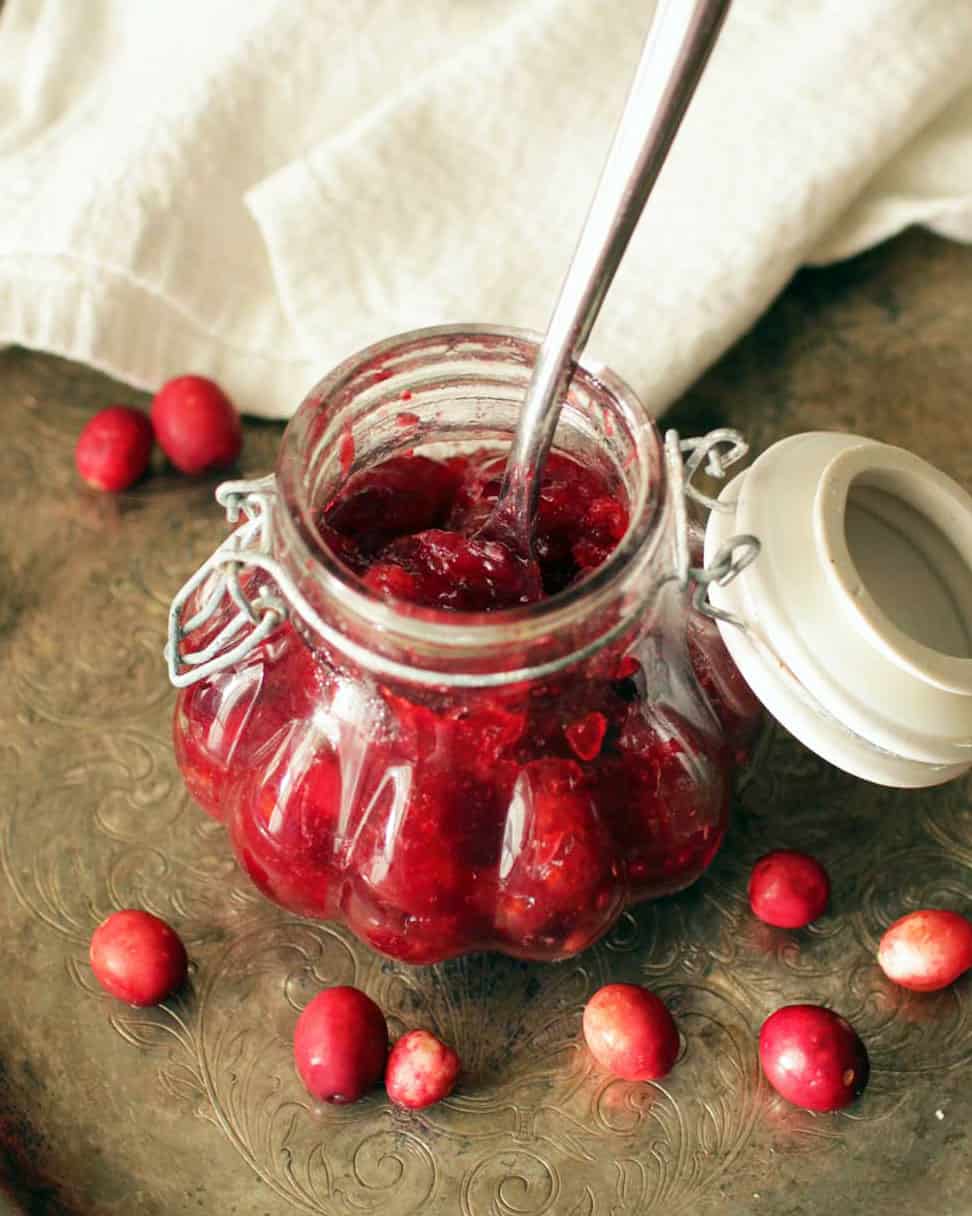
275 325 675 687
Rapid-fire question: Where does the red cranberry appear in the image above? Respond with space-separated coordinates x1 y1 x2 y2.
748 850 830 929
495 759 622 958
385 1029 460 1109
75 406 154 492
877 909 972 992
89 910 187 1006
344 738 505 964
231 738 342 920
294 987 388 1104
597 713 729 901
583 983 679 1081
759 1004 869 1111
150 375 242 474
173 623 318 820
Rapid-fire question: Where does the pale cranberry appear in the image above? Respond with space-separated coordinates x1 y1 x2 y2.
748 850 830 929
293 987 388 1104
89 910 187 1005
385 1029 460 1109
759 1004 868 1111
877 909 972 992
583 983 679 1081
151 375 242 474
75 406 154 492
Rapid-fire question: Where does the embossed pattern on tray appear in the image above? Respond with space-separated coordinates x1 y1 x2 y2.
1 231 971 1215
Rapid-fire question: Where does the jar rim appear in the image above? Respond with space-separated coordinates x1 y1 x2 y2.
275 323 668 666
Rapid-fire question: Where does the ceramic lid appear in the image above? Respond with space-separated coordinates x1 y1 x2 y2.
704 432 972 788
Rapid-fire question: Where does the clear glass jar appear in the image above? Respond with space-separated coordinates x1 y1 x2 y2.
171 326 760 963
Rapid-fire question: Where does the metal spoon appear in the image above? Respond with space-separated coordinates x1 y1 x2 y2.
481 0 732 562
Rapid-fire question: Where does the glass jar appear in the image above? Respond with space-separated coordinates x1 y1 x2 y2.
169 326 760 964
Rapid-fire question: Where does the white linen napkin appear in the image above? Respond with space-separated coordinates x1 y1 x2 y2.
1 0 971 419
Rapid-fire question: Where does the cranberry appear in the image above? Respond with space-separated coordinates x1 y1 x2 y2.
877 909 972 992
759 1005 869 1111
173 622 318 820
151 375 242 474
231 739 342 920
597 712 729 900
495 759 623 958
582 983 679 1081
294 987 388 1104
532 456 625 587
344 753 505 964
89 910 187 1006
75 406 154 492
748 850 830 929
385 1030 460 1109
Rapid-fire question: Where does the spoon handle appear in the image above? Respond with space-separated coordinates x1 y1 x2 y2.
501 0 732 526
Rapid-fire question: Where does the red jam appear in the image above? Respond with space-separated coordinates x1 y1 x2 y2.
174 451 760 963
320 450 628 608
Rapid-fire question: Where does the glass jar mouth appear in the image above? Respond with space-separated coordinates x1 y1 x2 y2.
276 324 668 668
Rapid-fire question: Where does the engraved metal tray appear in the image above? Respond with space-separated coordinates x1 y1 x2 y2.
2 231 970 1214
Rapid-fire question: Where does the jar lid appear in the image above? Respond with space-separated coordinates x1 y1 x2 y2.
704 432 972 788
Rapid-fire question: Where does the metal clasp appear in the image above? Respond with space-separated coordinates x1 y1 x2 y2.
665 427 760 627
165 476 287 687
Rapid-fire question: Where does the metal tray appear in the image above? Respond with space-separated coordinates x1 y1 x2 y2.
1 230 970 1214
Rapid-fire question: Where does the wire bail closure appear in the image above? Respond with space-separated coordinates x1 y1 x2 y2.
164 475 286 687
664 427 760 626
165 430 761 688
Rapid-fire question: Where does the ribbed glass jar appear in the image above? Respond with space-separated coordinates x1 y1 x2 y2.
172 326 760 963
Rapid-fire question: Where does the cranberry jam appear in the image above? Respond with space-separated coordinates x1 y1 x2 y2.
324 449 627 610
172 327 760 963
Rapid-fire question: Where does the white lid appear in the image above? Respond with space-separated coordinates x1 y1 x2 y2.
704 432 972 788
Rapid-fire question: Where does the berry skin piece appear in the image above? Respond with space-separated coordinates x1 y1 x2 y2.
758 1004 869 1112
582 983 679 1081
564 711 608 762
89 910 188 1006
75 406 154 492
877 909 972 992
150 375 242 474
748 850 830 929
385 1029 460 1110
294 987 388 1104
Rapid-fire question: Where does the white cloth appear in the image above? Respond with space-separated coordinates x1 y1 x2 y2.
1 0 971 419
